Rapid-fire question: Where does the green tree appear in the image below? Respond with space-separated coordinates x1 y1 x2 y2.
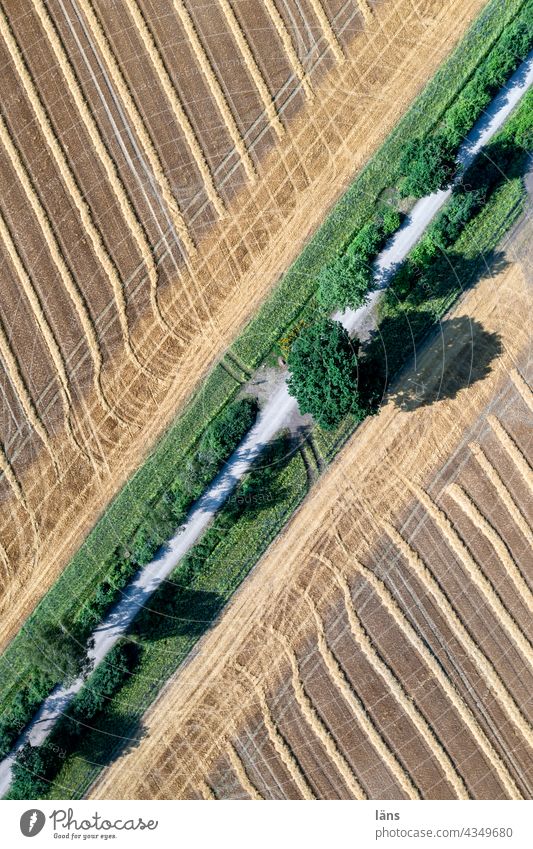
400 134 457 198
317 254 371 313
8 744 53 799
20 623 89 686
287 319 363 429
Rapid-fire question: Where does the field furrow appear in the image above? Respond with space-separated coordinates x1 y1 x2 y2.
307 596 419 799
281 637 367 799
308 0 344 62
123 0 224 216
226 742 264 800
0 7 137 373
380 521 533 753
256 686 315 800
219 0 285 138
0 314 54 466
0 199 81 457
263 0 314 100
172 0 256 182
489 415 533 489
32 0 185 343
510 368 533 414
404 480 533 664
0 104 111 424
447 483 533 612
78 0 202 235
470 443 533 550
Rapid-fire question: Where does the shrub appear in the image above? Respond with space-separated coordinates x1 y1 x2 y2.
279 319 307 360
197 396 258 468
317 254 372 313
400 133 458 197
317 215 400 313
18 623 90 687
8 643 138 800
445 17 533 146
9 743 54 800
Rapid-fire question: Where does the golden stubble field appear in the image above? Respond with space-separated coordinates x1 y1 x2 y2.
0 0 487 648
92 232 533 799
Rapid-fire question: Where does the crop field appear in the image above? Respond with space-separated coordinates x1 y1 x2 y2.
0 0 492 649
91 221 533 799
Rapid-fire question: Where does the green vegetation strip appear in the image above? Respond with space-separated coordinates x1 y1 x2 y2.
1 0 531 787
12 437 308 799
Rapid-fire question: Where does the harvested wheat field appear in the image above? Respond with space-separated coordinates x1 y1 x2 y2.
0 0 488 649
92 224 533 799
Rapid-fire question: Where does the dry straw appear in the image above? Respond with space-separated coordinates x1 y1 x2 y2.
510 368 533 414
307 595 420 799
79 0 207 232
120 0 224 216
447 482 533 613
0 8 139 369
0 312 54 464
0 101 112 421
308 0 344 63
218 0 284 138
317 550 472 800
0 201 83 456
226 742 263 800
404 479 533 664
173 0 256 181
356 0 374 26
197 779 216 800
257 686 315 799
470 442 533 550
275 630 367 799
32 0 180 343
263 0 314 100
381 520 532 751
488 415 533 490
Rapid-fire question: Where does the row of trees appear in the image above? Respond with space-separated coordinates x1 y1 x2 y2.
286 14 533 429
0 396 258 764
8 642 138 799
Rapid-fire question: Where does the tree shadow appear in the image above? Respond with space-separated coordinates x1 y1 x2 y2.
359 248 507 411
387 315 503 411
133 586 223 644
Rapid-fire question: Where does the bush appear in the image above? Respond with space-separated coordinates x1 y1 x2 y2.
197 396 258 468
0 679 50 759
279 319 307 360
8 643 138 800
287 319 364 429
400 133 458 197
9 743 55 800
317 254 372 313
67 643 136 731
445 17 533 146
18 623 90 687
317 213 401 313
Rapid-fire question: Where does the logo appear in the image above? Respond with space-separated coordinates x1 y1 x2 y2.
20 809 46 837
